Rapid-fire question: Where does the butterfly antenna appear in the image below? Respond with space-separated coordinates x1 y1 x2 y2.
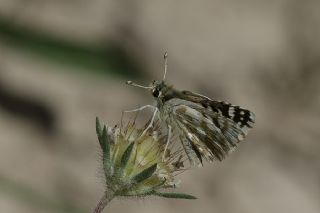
126 81 153 89
163 52 168 81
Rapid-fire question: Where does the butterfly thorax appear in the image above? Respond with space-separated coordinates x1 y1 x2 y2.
151 81 184 109
152 80 185 99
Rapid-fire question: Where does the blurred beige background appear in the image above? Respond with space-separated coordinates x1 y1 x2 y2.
0 0 319 213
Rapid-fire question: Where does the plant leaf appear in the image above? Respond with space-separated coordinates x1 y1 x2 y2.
120 142 134 169
102 126 112 176
100 126 108 152
132 164 157 183
96 117 102 142
96 117 112 176
153 191 197 199
96 117 109 156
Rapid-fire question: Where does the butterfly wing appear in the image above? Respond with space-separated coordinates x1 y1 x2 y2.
181 90 255 133
162 91 255 166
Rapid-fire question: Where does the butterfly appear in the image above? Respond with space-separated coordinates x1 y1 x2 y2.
126 52 255 166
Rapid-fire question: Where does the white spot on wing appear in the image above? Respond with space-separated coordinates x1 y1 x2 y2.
250 112 256 121
238 134 245 140
229 107 235 117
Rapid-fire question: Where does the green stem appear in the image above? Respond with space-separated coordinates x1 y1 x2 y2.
93 193 114 213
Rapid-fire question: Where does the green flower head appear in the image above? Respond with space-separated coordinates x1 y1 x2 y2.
96 116 196 198
94 117 196 212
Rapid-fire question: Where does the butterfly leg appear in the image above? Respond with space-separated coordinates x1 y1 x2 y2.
124 105 161 121
162 124 172 161
140 107 159 137
123 105 156 113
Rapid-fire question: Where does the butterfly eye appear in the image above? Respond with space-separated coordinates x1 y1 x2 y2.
152 88 160 97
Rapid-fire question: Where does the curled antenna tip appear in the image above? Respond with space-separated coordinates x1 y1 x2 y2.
126 81 133 85
164 52 168 59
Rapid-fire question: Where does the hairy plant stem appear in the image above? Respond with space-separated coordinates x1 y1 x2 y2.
93 192 114 213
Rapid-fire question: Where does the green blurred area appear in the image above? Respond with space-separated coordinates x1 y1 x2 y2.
0 16 142 80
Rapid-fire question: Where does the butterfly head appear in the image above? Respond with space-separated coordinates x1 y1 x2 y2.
151 80 166 98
